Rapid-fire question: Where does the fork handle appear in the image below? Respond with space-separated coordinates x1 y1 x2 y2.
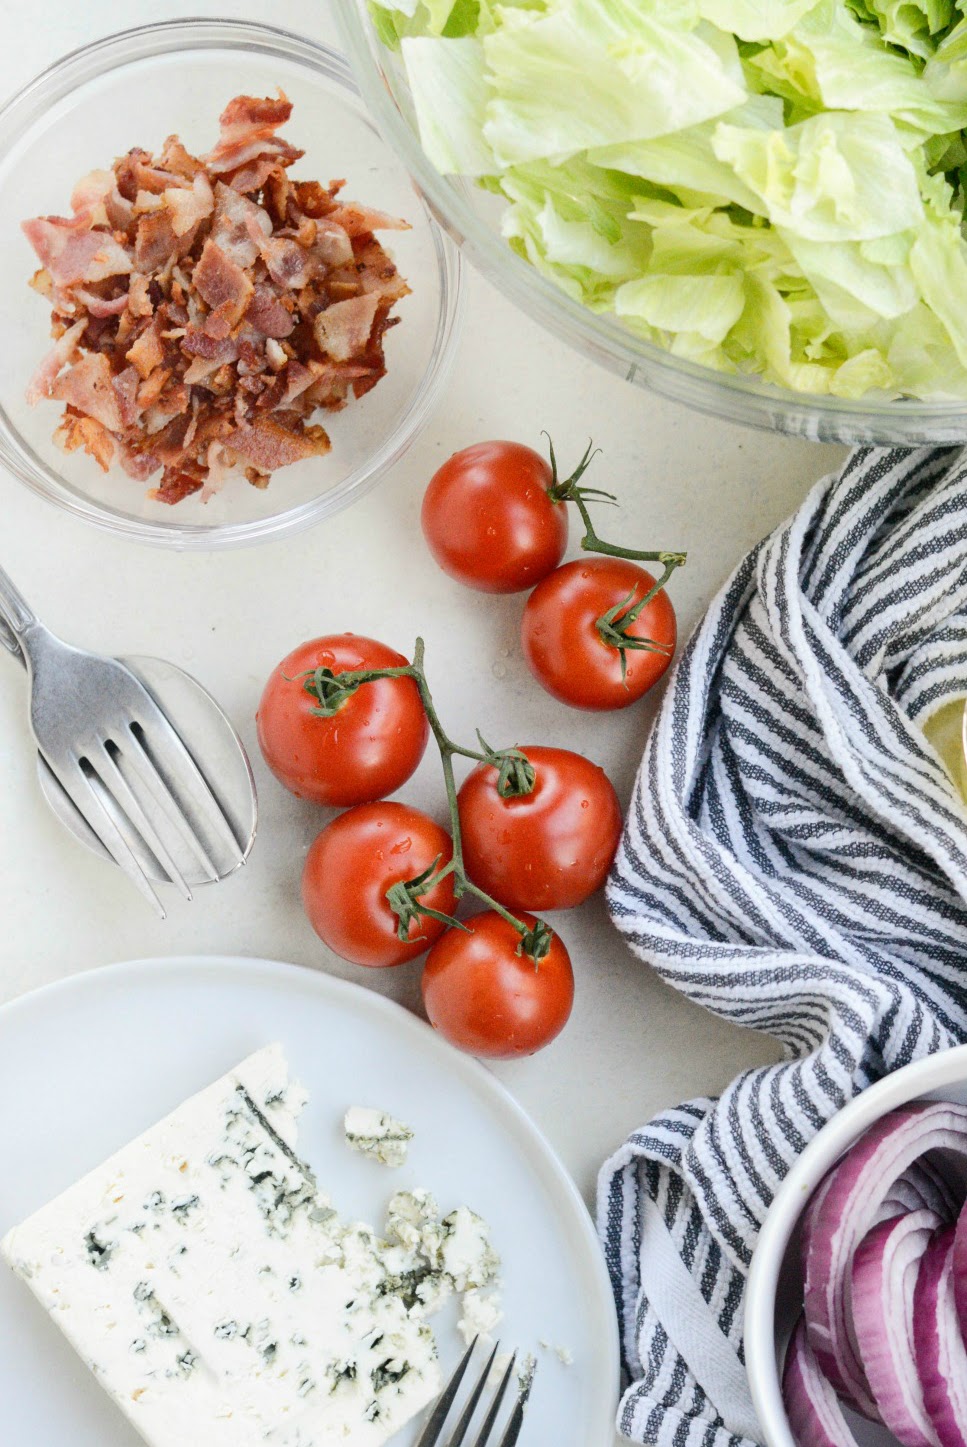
0 615 24 665
0 565 38 640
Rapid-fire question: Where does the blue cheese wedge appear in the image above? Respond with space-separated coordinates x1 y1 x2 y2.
1 1046 442 1447
344 1107 414 1168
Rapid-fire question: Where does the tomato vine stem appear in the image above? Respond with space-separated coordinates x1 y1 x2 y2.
543 432 688 570
297 641 552 962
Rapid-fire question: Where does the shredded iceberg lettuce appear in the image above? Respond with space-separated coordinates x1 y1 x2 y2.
384 0 967 397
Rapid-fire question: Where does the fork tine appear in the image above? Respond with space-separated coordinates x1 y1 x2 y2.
445 1342 502 1447
128 700 245 862
470 1353 517 1447
82 743 194 902
39 752 166 919
120 732 221 883
496 1397 526 1447
415 1339 479 1447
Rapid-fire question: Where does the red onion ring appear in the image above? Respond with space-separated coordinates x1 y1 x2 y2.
851 1208 943 1447
784 1315 859 1447
914 1227 967 1447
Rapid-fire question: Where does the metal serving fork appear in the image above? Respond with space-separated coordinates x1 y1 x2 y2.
416 1340 532 1447
0 565 247 918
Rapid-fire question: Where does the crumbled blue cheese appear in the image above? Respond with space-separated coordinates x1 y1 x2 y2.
344 1108 413 1169
1 1046 498 1447
457 1288 503 1345
539 1338 574 1366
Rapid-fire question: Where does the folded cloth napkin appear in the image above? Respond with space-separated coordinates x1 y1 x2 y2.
599 445 967 1447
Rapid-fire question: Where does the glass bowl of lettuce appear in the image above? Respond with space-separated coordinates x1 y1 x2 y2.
334 0 967 441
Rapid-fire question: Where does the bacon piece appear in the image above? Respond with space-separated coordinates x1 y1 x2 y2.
164 172 214 237
26 319 86 404
206 93 303 181
134 210 179 273
54 409 116 471
313 292 380 362
192 239 252 325
327 203 410 238
51 352 124 432
158 136 204 179
182 325 239 363
72 287 130 318
150 469 205 505
224 414 330 470
127 273 153 319
136 366 171 410
69 170 115 219
245 283 294 339
113 366 142 428
118 444 161 482
353 236 412 305
211 182 271 268
260 236 315 289
126 321 165 380
22 216 133 287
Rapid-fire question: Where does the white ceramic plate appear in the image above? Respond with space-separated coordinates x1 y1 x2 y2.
0 955 619 1446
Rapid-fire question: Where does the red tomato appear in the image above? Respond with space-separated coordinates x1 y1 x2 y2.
421 441 568 594
421 911 574 1058
521 557 676 711
458 745 621 911
302 802 456 968
257 635 428 806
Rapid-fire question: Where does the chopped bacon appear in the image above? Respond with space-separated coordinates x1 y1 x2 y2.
211 182 272 268
73 287 130 318
192 239 253 325
51 352 124 432
328 203 411 238
245 284 294 339
26 319 86 405
126 320 165 380
23 216 133 288
225 414 331 470
23 93 409 501
70 169 115 218
164 172 215 237
313 293 380 363
54 409 116 471
261 236 315 290
206 93 303 183
127 273 153 319
134 211 179 273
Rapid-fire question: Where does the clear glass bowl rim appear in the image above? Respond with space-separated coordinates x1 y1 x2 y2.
0 16 464 550
333 0 967 446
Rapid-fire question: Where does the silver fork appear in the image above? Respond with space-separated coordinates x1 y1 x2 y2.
417 1340 531 1447
0 566 245 918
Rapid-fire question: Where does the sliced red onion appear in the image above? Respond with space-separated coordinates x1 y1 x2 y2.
851 1208 943 1447
914 1227 967 1447
803 1100 967 1418
881 1161 960 1223
783 1315 858 1447
950 1195 967 1336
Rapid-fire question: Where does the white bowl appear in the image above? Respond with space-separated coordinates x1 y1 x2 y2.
744 1045 967 1447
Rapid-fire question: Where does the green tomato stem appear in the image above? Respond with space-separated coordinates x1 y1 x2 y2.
296 641 539 948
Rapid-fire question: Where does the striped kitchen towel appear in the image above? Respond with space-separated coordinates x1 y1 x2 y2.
599 445 967 1447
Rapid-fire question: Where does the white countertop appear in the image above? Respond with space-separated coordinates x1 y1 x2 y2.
0 2 845 1436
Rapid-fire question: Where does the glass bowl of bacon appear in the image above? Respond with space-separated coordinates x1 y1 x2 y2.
0 19 462 548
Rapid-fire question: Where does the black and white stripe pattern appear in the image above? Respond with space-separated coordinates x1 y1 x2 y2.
599 447 967 1447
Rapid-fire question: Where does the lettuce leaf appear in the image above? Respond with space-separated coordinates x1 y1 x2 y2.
712 111 924 240
401 37 495 173
481 0 747 166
